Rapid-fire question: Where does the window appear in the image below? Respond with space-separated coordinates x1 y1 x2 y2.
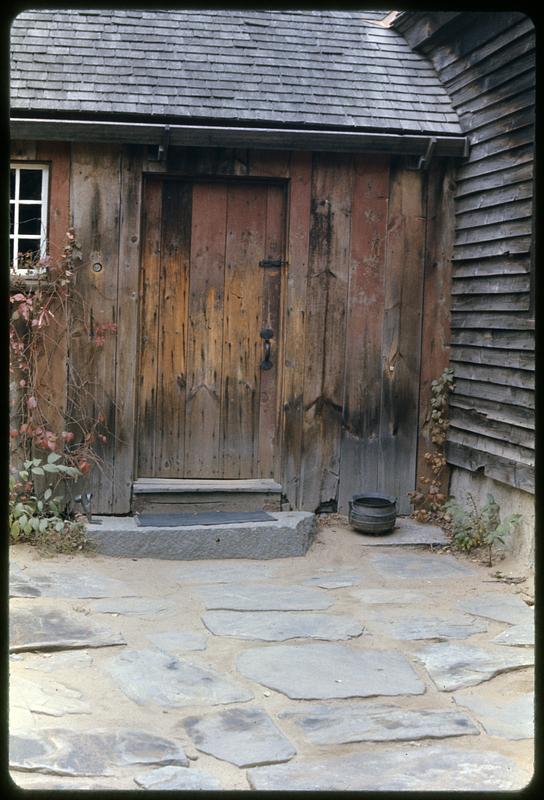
10 163 49 273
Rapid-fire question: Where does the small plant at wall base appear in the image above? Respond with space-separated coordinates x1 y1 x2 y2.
9 453 87 552
9 231 117 550
408 367 455 523
443 493 521 567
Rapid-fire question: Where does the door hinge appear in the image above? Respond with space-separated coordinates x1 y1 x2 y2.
259 259 287 268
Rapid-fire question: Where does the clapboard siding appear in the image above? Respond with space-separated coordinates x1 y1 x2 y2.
396 11 535 493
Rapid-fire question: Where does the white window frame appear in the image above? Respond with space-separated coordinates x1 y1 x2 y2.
10 162 49 275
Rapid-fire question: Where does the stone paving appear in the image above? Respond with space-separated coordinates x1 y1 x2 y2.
9 523 534 791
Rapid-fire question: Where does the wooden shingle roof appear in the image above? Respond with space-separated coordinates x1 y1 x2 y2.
10 9 462 135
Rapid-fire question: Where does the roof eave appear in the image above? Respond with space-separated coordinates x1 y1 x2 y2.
10 117 469 158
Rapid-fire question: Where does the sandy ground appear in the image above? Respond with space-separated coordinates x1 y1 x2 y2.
9 518 535 791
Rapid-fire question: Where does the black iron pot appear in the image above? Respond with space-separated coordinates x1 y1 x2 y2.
348 492 397 535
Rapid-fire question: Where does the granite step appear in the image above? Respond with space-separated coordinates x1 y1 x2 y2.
85 511 315 560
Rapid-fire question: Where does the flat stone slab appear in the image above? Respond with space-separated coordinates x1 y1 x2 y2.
350 588 427 605
183 707 296 767
202 611 364 641
10 728 188 776
10 775 129 791
9 564 135 599
20 651 94 672
86 511 315 560
103 649 253 707
11 676 91 719
354 517 448 546
134 765 222 790
247 745 530 791
458 592 533 625
303 573 362 589
278 702 479 744
492 622 534 647
454 691 534 739
369 551 475 580
237 643 425 699
147 631 208 652
90 598 175 616
364 610 487 641
414 642 534 691
175 562 274 583
9 606 125 653
196 584 333 611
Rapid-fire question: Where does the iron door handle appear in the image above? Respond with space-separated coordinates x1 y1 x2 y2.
260 328 274 370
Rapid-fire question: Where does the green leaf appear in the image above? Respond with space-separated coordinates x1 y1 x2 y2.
24 460 33 469
55 521 65 532
39 518 49 533
47 452 62 464
19 470 29 480
31 466 45 476
10 521 20 539
43 463 60 473
44 488 52 501
32 458 42 467
19 514 28 526
37 500 43 512
30 517 40 532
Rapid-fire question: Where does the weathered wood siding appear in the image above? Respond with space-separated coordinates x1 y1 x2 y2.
11 141 453 514
399 12 535 493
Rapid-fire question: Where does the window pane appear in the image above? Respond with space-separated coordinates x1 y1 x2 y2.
18 204 43 236
10 169 15 200
16 239 41 269
10 204 14 234
10 239 14 265
19 169 44 201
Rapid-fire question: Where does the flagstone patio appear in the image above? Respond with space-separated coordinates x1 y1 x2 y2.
9 520 534 791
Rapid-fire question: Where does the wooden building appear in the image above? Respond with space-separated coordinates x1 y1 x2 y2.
391 11 535 560
11 10 532 539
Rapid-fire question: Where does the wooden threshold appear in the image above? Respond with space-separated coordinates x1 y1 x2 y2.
133 478 283 494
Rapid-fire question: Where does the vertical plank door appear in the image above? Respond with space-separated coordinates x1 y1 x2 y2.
137 178 285 480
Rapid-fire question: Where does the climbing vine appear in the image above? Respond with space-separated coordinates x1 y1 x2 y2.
9 231 117 546
408 367 454 523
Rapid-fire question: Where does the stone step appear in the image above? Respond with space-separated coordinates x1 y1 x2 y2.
85 511 315 560
132 479 283 514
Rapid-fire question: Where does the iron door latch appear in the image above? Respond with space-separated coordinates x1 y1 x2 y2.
260 328 274 370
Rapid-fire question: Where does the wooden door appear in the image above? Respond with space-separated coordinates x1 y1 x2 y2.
137 178 285 480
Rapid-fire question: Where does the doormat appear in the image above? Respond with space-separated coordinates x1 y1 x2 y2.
135 511 277 527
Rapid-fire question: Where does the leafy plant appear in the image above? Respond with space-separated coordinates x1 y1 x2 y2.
9 452 87 551
444 492 522 566
409 367 454 522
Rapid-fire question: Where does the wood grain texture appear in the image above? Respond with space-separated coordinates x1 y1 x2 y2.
338 153 390 512
184 182 228 477
258 183 286 478
221 182 266 477
32 142 71 442
419 12 535 492
69 142 122 512
300 152 353 510
111 145 143 511
137 178 162 476
446 441 534 493
281 151 312 508
154 180 192 476
379 160 426 514
416 160 455 489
